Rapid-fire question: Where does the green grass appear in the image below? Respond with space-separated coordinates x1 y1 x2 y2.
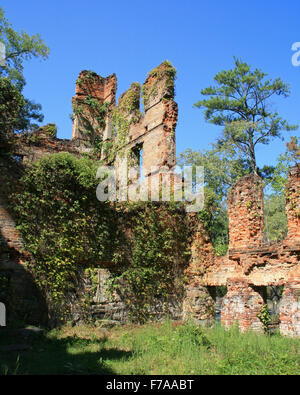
0 321 299 375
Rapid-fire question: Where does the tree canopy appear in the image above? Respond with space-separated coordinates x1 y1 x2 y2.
0 77 24 143
0 6 49 89
178 144 248 202
0 6 49 138
194 57 298 175
271 135 300 194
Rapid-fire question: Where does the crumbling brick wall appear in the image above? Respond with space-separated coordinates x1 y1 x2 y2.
0 157 47 326
72 71 116 141
12 124 92 163
12 61 178 192
182 219 216 323
192 165 300 336
0 61 299 335
73 61 178 198
227 173 264 249
279 281 300 337
221 278 264 332
285 164 300 245
0 157 24 253
0 61 179 327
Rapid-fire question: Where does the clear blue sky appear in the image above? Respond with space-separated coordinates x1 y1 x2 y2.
2 0 300 168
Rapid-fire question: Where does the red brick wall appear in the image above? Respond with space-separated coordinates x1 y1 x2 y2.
286 164 300 245
227 173 264 249
72 71 117 140
279 281 300 337
221 278 264 332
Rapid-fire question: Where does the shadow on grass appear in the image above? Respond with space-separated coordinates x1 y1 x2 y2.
0 328 132 375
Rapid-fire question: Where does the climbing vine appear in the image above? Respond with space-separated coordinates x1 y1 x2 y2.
257 304 271 333
71 70 111 156
71 97 109 155
9 150 218 325
10 152 122 323
108 201 194 323
142 61 177 108
286 189 300 219
102 83 142 163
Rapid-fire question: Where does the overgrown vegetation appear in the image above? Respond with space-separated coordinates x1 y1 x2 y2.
0 6 49 136
0 77 25 145
178 131 300 250
103 83 142 162
1 321 299 375
10 153 122 323
178 145 247 254
71 71 110 156
257 304 272 333
178 58 299 252
264 194 287 242
0 7 299 375
194 57 298 175
108 202 194 323
10 153 210 325
142 60 177 108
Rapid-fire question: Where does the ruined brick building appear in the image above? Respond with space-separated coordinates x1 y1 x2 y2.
0 61 299 335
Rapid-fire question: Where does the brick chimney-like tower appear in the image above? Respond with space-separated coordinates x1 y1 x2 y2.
71 71 117 141
227 173 264 250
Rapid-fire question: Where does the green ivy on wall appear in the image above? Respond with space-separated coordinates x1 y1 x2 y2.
142 61 177 108
10 152 122 323
9 152 218 325
107 201 195 323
